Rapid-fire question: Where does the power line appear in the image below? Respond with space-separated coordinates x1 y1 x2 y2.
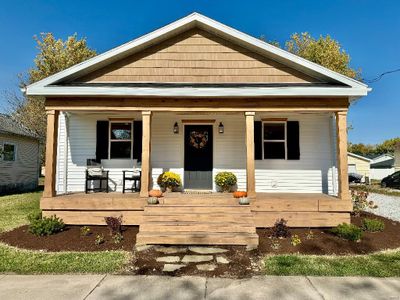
364 68 400 83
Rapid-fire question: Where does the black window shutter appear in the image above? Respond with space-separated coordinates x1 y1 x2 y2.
254 121 262 160
287 121 300 160
96 121 109 162
133 121 142 161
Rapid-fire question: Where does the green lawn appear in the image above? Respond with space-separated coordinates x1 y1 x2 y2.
0 191 130 274
264 250 400 277
0 191 41 232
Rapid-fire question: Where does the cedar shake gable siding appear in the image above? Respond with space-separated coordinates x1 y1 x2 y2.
75 29 320 84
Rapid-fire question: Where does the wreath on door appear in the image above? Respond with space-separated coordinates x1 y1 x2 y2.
189 131 209 149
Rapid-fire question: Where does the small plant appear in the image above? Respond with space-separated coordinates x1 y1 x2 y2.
112 233 124 244
157 172 182 191
270 237 281 250
271 218 290 238
104 216 122 236
305 230 315 240
351 190 377 216
95 234 105 245
233 191 247 198
215 172 237 192
27 211 42 223
291 234 302 246
331 223 363 241
28 214 65 236
80 226 91 236
362 218 385 232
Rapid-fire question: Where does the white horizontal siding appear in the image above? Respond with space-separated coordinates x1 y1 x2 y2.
57 112 338 195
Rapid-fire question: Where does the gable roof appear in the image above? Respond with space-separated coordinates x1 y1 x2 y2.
371 158 394 169
25 12 370 98
348 152 372 162
0 114 39 140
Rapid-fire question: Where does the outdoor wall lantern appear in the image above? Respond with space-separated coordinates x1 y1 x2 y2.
218 122 224 134
173 122 179 134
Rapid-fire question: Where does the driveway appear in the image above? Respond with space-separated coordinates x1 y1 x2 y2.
0 275 399 300
367 192 400 222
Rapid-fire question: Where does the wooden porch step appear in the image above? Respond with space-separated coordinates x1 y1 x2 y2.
160 198 238 206
136 232 259 246
138 201 258 246
140 223 256 233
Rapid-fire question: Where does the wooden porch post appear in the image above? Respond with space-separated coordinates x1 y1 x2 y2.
245 112 256 198
43 110 59 198
336 111 350 200
140 111 152 197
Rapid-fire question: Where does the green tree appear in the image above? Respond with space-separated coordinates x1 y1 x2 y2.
348 138 400 157
9 33 96 163
285 32 361 79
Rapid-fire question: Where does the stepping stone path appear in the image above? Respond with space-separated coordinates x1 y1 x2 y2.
216 256 230 264
163 264 186 272
181 255 213 263
154 246 187 254
142 246 232 273
196 264 217 271
156 256 181 263
189 247 228 254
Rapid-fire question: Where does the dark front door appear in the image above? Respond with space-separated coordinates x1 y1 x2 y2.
184 125 213 190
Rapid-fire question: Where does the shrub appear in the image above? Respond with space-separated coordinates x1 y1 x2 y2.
291 234 302 246
27 211 42 223
215 172 237 192
352 190 377 216
112 233 124 244
104 216 122 236
233 191 247 198
29 215 65 236
271 218 290 238
80 226 91 237
362 218 385 232
95 234 105 245
149 189 163 197
331 223 363 241
157 172 182 190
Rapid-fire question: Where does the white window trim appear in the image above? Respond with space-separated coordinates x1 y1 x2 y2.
108 121 133 159
1 141 17 162
262 121 287 160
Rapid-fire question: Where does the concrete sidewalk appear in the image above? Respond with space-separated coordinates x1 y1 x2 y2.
0 274 399 300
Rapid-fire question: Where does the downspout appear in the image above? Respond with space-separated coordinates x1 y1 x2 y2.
329 113 338 195
63 112 70 194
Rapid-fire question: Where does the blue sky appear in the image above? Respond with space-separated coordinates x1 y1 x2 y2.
0 0 399 144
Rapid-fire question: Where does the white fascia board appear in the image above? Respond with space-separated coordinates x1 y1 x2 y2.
25 12 369 94
27 86 368 97
348 152 372 162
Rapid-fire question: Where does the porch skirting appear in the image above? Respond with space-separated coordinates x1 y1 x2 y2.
41 192 351 228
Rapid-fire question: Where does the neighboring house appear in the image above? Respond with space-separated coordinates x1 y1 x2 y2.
0 114 40 194
370 154 395 180
25 13 370 246
347 152 371 181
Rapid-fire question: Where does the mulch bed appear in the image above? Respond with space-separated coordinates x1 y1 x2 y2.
0 225 139 252
0 212 399 278
256 212 400 255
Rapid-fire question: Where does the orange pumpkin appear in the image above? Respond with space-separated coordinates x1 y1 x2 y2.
233 191 247 198
149 189 163 198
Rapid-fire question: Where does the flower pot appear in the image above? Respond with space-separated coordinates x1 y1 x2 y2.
239 197 250 205
147 197 159 205
166 187 173 193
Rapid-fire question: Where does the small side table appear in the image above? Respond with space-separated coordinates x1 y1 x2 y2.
122 170 141 193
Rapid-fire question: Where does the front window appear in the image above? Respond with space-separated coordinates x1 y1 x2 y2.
109 122 132 159
2 143 16 161
263 122 286 159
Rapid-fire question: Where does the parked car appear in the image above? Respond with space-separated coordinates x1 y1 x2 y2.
349 173 363 183
381 171 400 189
